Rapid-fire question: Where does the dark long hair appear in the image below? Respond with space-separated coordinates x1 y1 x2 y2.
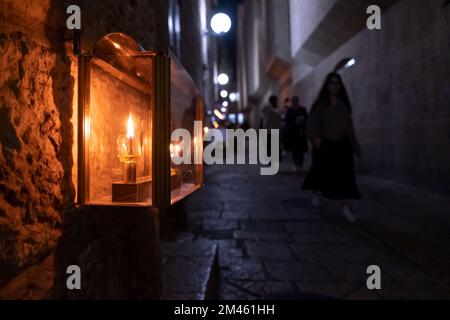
313 72 352 114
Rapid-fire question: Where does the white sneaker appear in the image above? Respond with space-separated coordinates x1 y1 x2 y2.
311 194 321 208
342 206 357 223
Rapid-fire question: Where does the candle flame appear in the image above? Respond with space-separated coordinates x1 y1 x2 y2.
127 113 135 138
170 142 183 158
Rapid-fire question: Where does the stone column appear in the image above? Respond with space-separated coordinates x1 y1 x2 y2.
52 206 161 299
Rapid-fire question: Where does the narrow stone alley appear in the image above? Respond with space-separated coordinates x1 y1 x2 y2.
1 0 449 304
175 159 450 300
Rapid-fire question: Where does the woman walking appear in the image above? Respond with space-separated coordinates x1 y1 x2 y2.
303 72 362 222
285 96 308 172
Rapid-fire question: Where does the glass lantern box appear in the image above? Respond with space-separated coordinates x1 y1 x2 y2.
77 33 204 207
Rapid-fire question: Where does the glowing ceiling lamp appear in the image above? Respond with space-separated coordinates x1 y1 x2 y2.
210 13 232 34
217 73 229 86
334 57 357 72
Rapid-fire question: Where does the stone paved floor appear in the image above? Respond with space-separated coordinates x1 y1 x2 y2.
184 159 450 300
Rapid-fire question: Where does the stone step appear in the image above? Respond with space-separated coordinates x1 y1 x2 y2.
161 234 219 300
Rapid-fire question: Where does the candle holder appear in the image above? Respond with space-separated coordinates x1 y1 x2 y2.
112 128 151 203
124 155 137 183
112 176 151 203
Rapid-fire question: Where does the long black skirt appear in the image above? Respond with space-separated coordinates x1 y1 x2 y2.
303 137 361 200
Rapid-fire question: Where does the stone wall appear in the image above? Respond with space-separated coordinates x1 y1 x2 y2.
0 0 73 287
0 0 201 299
289 0 337 57
293 0 450 194
180 0 204 91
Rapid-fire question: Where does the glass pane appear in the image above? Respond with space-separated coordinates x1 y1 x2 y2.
170 59 202 203
87 57 152 205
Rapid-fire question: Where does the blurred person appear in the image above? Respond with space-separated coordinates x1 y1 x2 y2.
284 96 308 172
281 98 290 159
303 72 362 223
282 98 290 116
262 95 282 159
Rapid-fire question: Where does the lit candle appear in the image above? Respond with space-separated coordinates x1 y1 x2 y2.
170 141 182 159
127 113 135 155
174 143 181 157
170 143 175 158
125 113 137 183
